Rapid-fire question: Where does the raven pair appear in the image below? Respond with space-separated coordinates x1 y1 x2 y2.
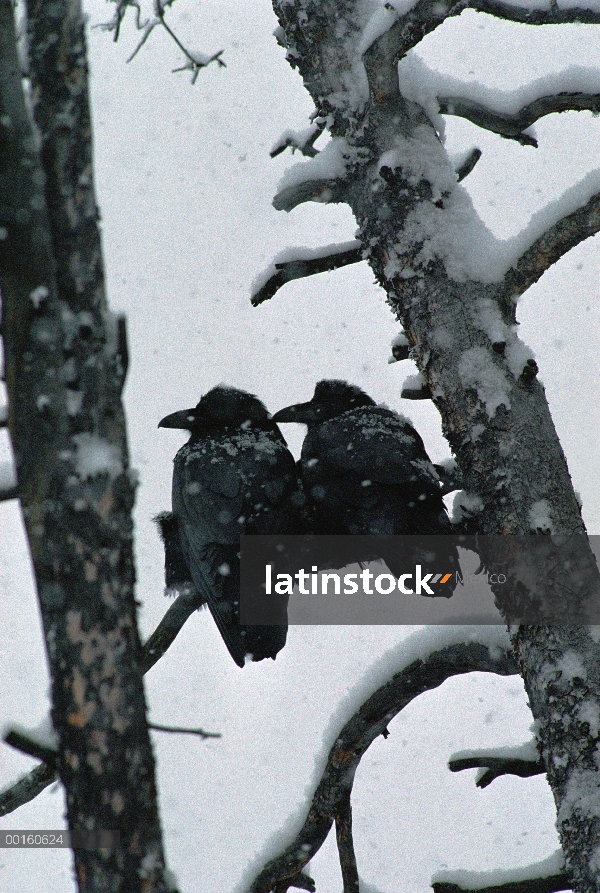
158 381 456 667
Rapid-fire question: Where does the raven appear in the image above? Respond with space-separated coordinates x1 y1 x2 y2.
159 386 304 667
272 379 458 588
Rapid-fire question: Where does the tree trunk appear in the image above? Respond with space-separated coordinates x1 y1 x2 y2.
271 1 600 888
0 2 169 890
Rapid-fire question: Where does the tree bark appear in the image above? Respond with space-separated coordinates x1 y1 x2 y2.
271 2 600 889
0 2 169 890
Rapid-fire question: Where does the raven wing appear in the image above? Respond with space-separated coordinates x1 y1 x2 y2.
172 428 301 665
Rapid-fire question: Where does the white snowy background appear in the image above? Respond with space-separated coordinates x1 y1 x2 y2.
1 1 600 890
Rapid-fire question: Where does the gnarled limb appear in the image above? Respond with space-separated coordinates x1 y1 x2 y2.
439 92 600 147
247 638 517 893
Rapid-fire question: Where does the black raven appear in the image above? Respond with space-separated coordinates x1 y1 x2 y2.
159 386 304 667
272 379 458 589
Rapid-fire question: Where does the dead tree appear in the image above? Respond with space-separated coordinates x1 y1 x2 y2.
255 2 600 890
0 2 173 890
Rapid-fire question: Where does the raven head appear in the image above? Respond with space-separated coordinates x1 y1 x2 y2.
272 379 376 427
159 385 270 435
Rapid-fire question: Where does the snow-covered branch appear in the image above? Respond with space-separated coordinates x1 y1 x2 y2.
272 178 351 212
251 242 363 306
271 122 325 158
438 92 600 147
502 187 600 301
461 0 600 26
448 742 544 788
432 873 569 893
247 635 517 893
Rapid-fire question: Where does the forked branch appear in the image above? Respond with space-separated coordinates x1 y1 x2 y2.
439 92 600 147
247 639 517 893
449 754 544 788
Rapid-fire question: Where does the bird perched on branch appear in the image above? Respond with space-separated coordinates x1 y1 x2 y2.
159 385 305 667
272 379 458 590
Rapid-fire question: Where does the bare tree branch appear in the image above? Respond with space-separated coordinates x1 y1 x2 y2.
456 148 482 182
141 588 205 673
0 585 209 816
0 763 57 818
448 754 544 788
460 0 600 26
432 875 569 893
4 729 58 767
148 722 221 739
335 788 360 893
248 640 517 893
98 0 225 79
439 92 600 147
251 244 363 306
501 188 600 301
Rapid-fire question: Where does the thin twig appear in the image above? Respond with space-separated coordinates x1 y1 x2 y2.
149 722 221 739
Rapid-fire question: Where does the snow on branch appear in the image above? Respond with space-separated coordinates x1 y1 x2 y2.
251 242 363 306
501 183 600 301
245 631 517 893
439 92 600 147
270 122 325 159
432 850 568 893
461 0 600 26
448 740 544 788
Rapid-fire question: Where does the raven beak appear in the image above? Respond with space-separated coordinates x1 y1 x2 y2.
272 401 319 425
158 408 197 430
